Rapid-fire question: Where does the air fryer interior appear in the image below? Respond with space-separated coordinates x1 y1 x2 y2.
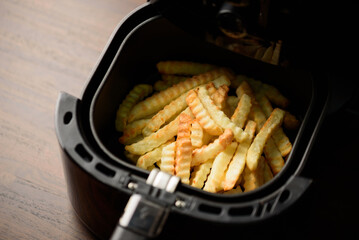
90 16 313 192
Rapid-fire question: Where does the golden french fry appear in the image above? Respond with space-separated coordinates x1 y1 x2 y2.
284 111 300 130
255 90 292 157
263 159 274 184
271 40 282 65
156 61 217 75
197 86 248 143
192 129 234 167
175 113 193 184
116 84 153 131
190 159 214 189
261 83 289 108
243 156 265 192
119 119 150 144
223 120 256 191
203 142 238 193
236 81 267 131
263 138 285 175
206 82 217 96
226 96 239 117
231 93 252 129
142 92 187 136
271 127 292 157
190 119 204 148
186 89 223 136
125 108 192 155
211 84 229 110
136 139 174 169
246 108 285 171
128 68 229 122
261 44 274 63
160 142 176 175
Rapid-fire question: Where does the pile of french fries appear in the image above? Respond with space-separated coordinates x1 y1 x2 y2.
116 61 299 194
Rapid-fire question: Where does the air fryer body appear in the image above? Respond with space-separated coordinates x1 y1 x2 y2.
55 2 336 240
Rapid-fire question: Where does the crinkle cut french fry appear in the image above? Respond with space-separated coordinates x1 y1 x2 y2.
243 156 265 192
263 159 274 184
263 138 284 175
142 92 187 136
223 120 256 191
160 142 176 175
236 81 267 131
116 84 153 131
271 40 282 65
211 84 229 110
203 142 238 193
186 89 223 136
255 91 292 157
136 139 174 169
125 108 192 155
190 119 204 148
261 44 274 63
156 61 217 75
119 119 150 144
175 113 193 184
271 127 292 157
206 82 217 96
261 83 289 108
231 93 252 129
191 129 234 167
190 159 214 189
246 108 285 171
128 68 229 122
226 96 239 117
197 86 248 143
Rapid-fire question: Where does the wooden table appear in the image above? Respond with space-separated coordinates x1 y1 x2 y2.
0 1 143 239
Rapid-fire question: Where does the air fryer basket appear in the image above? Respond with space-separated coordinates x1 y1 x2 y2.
55 3 330 240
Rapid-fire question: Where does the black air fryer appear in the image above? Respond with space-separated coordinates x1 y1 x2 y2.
55 1 357 239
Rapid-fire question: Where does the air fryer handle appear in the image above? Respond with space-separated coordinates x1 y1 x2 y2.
110 225 148 240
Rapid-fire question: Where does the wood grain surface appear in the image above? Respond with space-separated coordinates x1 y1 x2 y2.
0 0 143 239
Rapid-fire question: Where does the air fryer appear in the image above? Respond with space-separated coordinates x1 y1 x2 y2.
55 1 356 240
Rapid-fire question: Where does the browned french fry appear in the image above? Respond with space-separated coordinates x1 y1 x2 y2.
175 113 193 184
128 68 230 122
116 84 153 131
211 84 229 110
136 139 174 169
197 86 248 143
160 142 176 175
119 119 150 144
231 93 252 129
263 138 285 175
206 82 217 96
203 142 238 193
156 61 217 75
246 108 285 171
125 108 192 155
186 89 223 136
261 83 289 108
190 159 214 189
191 129 234 167
284 111 300 130
223 120 256 191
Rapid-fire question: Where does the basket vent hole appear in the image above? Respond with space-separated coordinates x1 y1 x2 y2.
255 204 264 217
198 203 222 215
96 163 116 178
63 112 73 125
75 144 93 162
228 206 253 216
279 189 291 203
